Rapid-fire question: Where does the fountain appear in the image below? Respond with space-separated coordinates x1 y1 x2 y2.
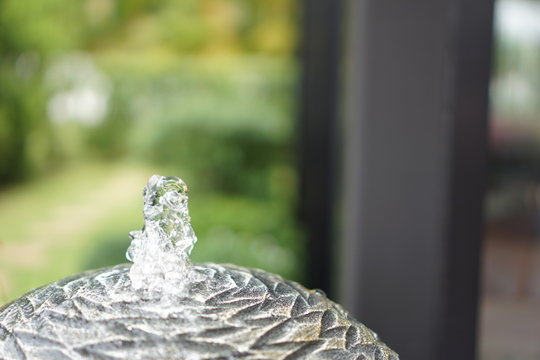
0 175 399 359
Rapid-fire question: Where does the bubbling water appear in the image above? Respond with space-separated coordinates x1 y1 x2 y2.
126 175 198 293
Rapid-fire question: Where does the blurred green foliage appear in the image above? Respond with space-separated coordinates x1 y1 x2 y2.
0 0 85 182
0 0 302 302
0 0 298 183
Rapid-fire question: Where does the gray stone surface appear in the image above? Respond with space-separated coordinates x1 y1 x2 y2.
0 263 398 360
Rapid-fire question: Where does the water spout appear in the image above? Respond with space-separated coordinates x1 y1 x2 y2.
126 175 198 292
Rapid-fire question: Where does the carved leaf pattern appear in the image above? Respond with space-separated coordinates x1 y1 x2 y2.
0 264 398 360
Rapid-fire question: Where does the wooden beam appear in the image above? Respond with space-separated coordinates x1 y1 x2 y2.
336 0 494 359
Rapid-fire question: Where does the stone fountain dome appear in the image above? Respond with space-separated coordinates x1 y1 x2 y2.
0 175 398 360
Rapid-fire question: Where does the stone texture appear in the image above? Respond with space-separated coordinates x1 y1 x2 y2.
0 263 398 360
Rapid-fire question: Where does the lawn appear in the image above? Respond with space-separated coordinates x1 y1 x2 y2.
0 161 302 305
0 162 154 303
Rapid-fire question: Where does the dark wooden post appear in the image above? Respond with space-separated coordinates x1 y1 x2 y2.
298 0 494 359
336 0 494 359
297 0 343 294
